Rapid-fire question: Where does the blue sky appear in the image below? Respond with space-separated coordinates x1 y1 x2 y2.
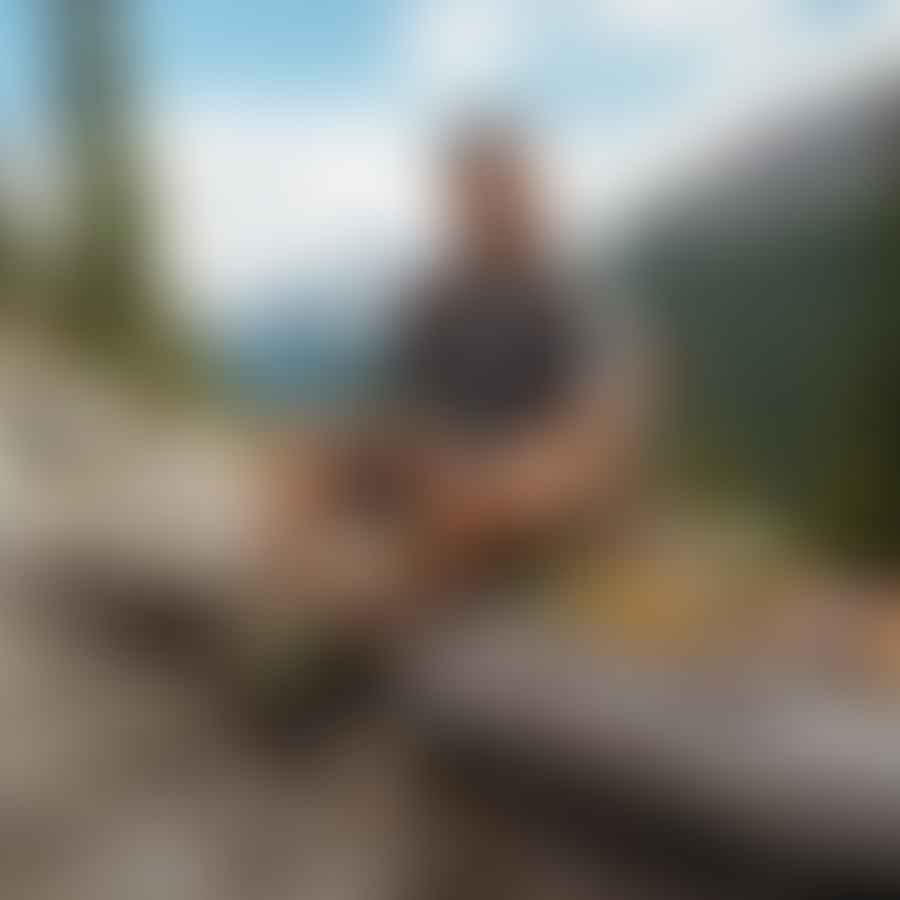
1 0 898 326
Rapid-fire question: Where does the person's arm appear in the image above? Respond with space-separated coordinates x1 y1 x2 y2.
574 288 662 513
471 287 661 536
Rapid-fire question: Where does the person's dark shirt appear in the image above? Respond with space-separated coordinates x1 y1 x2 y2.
396 262 589 435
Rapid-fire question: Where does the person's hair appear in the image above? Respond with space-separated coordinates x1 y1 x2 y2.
445 118 531 175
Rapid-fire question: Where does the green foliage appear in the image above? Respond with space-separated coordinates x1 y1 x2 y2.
630 152 900 565
47 0 212 402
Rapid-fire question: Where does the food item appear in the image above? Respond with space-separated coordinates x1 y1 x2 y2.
553 507 803 666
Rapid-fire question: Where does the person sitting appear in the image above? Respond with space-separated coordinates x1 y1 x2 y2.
389 122 655 598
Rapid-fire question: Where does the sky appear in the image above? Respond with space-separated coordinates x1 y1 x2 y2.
2 0 900 329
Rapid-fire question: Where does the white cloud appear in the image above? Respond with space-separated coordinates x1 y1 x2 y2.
587 0 765 40
151 102 440 326
400 0 538 109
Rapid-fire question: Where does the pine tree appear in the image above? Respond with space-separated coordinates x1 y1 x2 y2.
50 0 186 386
